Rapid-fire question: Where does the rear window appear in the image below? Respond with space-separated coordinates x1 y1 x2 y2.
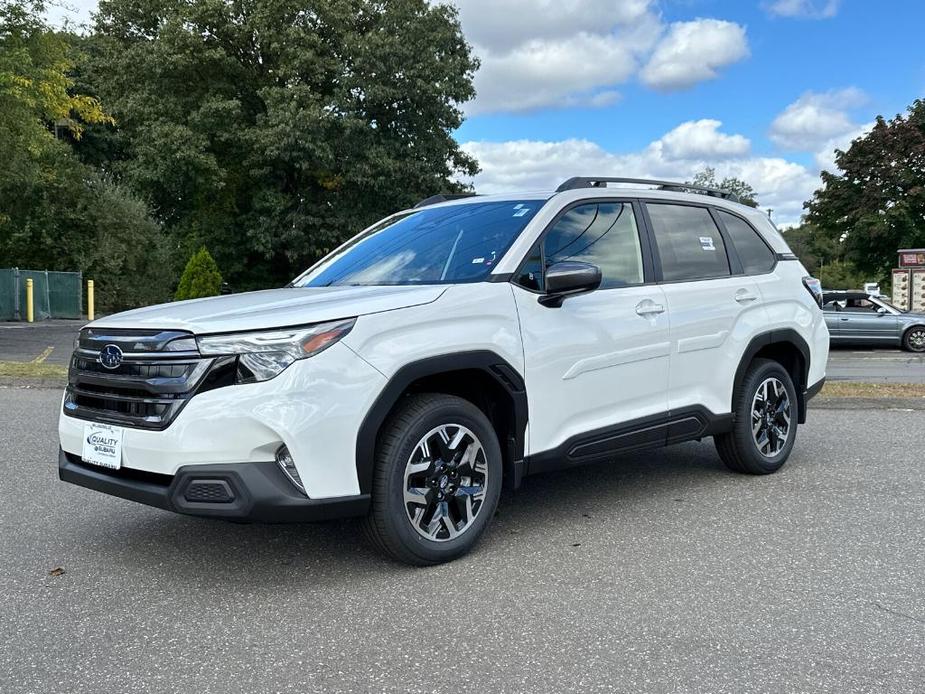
297 200 542 286
647 203 730 281
717 210 775 274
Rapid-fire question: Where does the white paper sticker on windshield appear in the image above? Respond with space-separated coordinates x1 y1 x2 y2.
513 207 530 217
472 257 485 264
699 236 716 251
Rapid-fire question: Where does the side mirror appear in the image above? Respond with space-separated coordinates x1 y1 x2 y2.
539 261 602 307
876 307 887 316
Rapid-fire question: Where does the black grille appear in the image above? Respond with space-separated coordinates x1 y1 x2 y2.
184 480 235 503
63 329 230 430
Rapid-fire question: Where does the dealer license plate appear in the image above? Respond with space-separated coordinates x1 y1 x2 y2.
81 423 124 470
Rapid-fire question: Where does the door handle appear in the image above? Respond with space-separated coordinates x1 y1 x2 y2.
840 317 850 321
635 301 665 316
735 290 758 303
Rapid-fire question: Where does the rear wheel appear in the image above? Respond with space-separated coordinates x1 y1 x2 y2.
364 393 502 565
715 358 798 474
903 327 925 352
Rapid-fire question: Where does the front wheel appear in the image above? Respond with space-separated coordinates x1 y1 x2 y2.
715 358 798 475
364 393 502 565
903 326 925 352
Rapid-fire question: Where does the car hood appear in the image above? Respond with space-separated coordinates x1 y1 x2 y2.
88 285 447 334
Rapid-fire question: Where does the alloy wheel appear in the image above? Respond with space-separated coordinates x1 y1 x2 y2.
751 377 792 457
403 424 488 542
908 329 925 351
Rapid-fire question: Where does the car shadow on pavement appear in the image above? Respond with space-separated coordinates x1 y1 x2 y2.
76 440 770 583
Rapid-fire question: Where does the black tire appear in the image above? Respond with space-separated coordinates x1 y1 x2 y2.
715 358 798 475
902 326 925 352
363 393 502 566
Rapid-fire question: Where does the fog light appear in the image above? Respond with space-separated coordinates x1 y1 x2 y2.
276 446 306 496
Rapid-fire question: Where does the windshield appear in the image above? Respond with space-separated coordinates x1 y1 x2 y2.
295 200 543 287
875 297 905 313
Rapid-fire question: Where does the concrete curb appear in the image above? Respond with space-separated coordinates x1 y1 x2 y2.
0 377 66 390
811 396 925 411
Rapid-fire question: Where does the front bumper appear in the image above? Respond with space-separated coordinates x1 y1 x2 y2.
58 450 369 522
59 342 387 499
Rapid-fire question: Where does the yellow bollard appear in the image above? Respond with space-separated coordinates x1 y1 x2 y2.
25 278 34 322
87 279 95 321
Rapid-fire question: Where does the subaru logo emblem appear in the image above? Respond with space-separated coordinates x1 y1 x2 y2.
99 344 123 369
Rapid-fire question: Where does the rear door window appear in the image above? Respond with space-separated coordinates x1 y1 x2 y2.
646 204 730 281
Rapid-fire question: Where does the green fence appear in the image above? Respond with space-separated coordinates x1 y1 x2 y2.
0 268 82 320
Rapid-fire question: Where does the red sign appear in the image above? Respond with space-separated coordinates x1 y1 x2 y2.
899 252 925 267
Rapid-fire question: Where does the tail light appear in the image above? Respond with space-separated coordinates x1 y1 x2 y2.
803 276 823 308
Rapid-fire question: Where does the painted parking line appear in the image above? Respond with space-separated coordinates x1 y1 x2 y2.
31 346 54 364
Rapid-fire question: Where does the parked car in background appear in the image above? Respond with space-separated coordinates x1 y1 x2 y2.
822 290 925 352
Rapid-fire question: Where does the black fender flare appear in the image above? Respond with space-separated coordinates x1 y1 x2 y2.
733 329 812 423
355 351 528 494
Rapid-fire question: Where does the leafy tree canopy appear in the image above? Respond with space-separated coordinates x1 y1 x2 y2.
77 0 479 290
805 99 925 279
0 0 171 312
688 167 758 207
0 0 111 186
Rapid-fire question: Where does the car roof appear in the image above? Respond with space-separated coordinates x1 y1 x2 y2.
414 186 759 215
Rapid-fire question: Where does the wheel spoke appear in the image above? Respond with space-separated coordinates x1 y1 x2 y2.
407 460 431 476
404 486 429 507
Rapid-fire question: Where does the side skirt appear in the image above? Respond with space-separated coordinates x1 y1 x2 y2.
524 406 733 476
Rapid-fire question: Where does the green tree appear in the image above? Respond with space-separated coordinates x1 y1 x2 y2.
688 167 758 207
0 0 173 312
78 0 479 290
175 247 223 300
805 99 925 279
0 0 111 187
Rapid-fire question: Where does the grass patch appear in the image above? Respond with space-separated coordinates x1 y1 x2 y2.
0 360 68 379
820 381 925 398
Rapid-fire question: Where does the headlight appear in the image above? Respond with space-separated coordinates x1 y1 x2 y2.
196 318 356 383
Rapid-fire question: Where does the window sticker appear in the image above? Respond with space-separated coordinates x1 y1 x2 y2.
513 207 530 217
699 236 716 251
472 257 485 264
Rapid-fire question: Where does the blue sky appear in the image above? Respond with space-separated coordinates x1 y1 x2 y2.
49 0 925 225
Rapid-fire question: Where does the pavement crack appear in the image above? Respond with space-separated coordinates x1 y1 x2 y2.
869 601 925 625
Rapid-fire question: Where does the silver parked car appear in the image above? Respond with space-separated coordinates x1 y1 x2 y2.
822 291 925 352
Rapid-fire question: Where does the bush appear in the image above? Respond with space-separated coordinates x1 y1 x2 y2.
175 247 222 300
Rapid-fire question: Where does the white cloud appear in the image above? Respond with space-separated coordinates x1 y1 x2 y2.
468 32 644 115
452 0 654 52
461 120 820 225
656 119 750 160
769 88 866 151
449 2 749 114
765 0 840 19
640 19 749 90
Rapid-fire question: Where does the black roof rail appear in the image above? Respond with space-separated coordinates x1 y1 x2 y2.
555 177 739 202
413 193 478 209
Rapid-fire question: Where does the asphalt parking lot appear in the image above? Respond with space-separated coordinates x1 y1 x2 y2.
0 320 81 365
1 387 923 693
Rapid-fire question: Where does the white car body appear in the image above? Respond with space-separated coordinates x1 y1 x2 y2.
58 180 828 534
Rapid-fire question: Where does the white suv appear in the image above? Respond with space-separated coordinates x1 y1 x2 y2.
59 177 829 565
